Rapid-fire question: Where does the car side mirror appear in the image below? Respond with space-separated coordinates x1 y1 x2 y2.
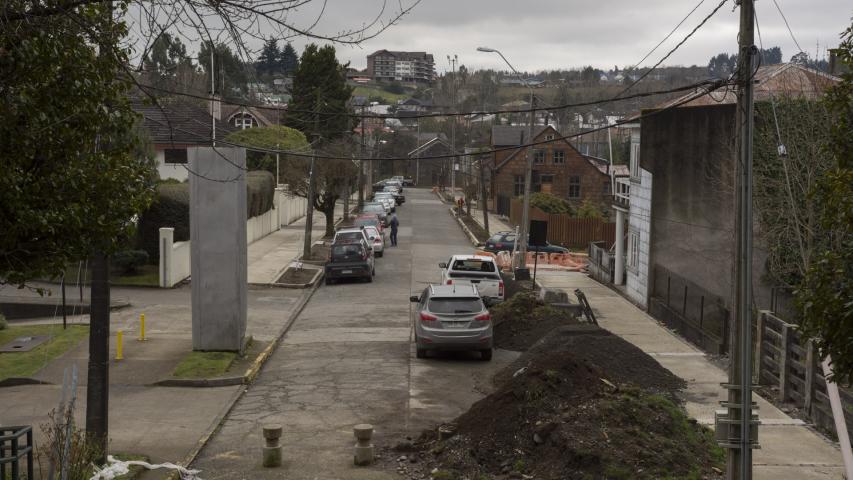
438 262 447 269
409 295 420 303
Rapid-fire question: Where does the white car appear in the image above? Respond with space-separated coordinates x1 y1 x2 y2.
363 225 384 257
373 193 396 212
439 255 504 305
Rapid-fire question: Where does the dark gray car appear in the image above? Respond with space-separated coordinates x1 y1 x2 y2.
409 284 493 361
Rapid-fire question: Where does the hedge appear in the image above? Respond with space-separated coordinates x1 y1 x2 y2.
137 171 276 261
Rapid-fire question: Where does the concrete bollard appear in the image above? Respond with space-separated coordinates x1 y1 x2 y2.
262 424 283 467
353 424 374 466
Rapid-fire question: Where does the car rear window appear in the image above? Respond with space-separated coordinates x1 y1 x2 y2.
452 259 496 272
355 219 378 228
331 244 364 261
364 205 384 212
336 232 362 242
428 297 483 314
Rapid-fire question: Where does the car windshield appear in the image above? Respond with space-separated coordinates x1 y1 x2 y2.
428 297 483 314
336 232 362 242
364 205 384 213
451 259 496 272
331 244 364 261
364 227 380 238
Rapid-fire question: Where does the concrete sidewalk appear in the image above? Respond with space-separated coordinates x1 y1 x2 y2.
536 270 846 480
470 207 513 235
247 202 346 285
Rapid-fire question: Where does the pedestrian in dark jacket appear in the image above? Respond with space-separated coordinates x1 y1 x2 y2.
389 214 399 246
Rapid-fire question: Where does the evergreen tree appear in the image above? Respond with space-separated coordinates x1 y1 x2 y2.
285 43 354 140
256 38 280 77
279 42 299 76
198 41 248 96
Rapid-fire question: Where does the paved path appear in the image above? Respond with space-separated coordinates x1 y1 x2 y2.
537 270 846 480
192 188 519 479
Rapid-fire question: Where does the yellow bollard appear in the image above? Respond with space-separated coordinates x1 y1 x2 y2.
116 330 124 361
138 313 146 341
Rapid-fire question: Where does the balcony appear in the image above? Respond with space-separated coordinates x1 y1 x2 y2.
614 177 630 205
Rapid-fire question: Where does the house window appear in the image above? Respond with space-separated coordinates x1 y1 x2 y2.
568 176 581 198
553 150 565 164
233 113 255 129
628 230 640 271
539 174 554 194
545 134 554 141
630 143 641 180
514 175 525 196
164 149 187 164
533 149 546 164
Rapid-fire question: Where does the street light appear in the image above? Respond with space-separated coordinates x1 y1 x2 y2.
477 46 536 277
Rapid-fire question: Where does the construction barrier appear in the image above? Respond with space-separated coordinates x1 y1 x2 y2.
474 249 588 272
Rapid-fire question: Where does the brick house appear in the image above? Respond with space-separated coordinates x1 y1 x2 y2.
488 125 624 217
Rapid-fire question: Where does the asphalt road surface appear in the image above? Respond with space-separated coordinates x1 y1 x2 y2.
191 188 518 479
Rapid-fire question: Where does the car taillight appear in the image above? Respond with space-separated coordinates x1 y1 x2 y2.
475 312 491 322
495 243 503 248
374 238 381 243
419 312 437 322
499 281 504 297
446 279 452 285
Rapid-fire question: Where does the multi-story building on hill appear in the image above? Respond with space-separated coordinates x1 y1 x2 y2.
367 50 435 84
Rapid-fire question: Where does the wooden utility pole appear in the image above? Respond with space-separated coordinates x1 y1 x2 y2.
357 105 366 209
303 94 320 258
479 157 490 234
725 1 757 478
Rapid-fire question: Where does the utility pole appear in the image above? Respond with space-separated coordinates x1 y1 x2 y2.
358 104 366 209
303 94 320 259
517 92 536 273
479 157 490 234
448 54 458 197
725 1 757 479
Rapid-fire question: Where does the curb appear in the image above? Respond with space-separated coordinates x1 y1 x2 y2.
271 268 323 289
169 279 322 477
153 377 243 388
0 377 52 388
448 207 484 248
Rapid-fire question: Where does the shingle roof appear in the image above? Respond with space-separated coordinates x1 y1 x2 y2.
133 99 235 146
491 125 550 146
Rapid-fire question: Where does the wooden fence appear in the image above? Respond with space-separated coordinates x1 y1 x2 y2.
588 241 614 284
755 311 853 443
509 199 616 248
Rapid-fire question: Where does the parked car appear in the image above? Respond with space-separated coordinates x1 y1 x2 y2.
325 240 375 284
439 255 504 305
361 203 388 226
354 214 383 233
409 284 493 361
385 179 403 193
372 193 396 213
483 231 569 254
382 186 405 204
333 227 371 251
363 225 385 257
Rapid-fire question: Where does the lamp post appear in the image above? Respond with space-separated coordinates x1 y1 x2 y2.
477 46 536 275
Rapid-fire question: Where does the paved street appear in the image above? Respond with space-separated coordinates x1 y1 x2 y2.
191 188 519 479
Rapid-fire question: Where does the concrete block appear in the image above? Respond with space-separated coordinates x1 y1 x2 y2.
189 147 248 352
353 424 374 466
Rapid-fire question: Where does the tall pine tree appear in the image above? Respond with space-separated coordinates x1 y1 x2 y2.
256 38 280 77
279 42 299 76
285 43 353 140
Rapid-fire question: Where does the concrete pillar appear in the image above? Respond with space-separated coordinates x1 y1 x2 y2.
158 227 175 288
353 424 374 466
614 206 627 285
189 147 247 352
262 424 282 467
274 187 284 228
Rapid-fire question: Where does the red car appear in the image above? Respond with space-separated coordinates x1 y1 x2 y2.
354 214 384 233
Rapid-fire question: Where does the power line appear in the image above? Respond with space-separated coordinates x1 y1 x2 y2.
628 0 708 70
771 0 804 54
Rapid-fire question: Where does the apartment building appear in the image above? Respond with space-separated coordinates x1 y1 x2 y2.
366 50 435 84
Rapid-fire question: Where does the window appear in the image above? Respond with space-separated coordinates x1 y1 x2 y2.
164 149 187 164
545 134 554 141
630 142 641 180
553 150 565 164
233 113 255 129
628 230 640 271
568 175 581 198
514 175 525 196
428 297 484 314
533 149 546 164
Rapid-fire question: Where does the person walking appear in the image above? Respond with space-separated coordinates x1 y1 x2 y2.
389 213 399 247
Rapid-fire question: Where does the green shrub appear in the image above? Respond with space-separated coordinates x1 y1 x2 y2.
576 199 604 219
0 314 7 330
136 183 190 261
528 192 573 215
112 250 149 275
246 170 275 218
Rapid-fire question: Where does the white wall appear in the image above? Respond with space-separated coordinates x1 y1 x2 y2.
277 187 309 226
626 168 652 307
159 228 191 288
156 149 189 182
247 208 278 244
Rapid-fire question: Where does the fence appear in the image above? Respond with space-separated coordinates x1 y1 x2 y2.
508 199 615 248
277 187 309 226
755 311 853 444
648 265 729 355
0 425 34 480
588 241 614 284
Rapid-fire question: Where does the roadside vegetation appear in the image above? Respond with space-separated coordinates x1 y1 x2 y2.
171 351 238 379
0 324 89 381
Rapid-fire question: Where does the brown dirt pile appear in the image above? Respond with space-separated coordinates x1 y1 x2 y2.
491 292 580 351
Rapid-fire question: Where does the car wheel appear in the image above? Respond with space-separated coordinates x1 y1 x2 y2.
416 347 427 359
480 349 493 361
372 267 376 276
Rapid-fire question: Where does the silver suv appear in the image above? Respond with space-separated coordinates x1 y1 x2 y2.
409 285 493 361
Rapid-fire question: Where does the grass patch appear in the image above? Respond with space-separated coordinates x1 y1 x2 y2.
0 324 89 381
172 350 238 379
352 85 410 104
40 263 160 287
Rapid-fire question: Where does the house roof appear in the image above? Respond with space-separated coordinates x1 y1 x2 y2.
221 104 275 127
407 137 458 158
133 99 235 146
657 63 839 109
491 125 550 146
584 155 629 176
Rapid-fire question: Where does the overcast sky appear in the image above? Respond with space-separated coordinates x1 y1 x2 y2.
273 0 851 73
